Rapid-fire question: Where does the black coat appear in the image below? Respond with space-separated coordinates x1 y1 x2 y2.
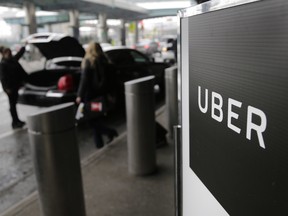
77 56 109 102
0 47 27 91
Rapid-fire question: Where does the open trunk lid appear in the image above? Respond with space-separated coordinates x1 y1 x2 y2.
25 33 85 60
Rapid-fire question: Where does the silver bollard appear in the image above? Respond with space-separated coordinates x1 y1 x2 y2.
27 103 86 216
165 65 179 139
125 76 157 175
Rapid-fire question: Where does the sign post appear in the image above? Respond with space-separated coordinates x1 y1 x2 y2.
179 0 288 215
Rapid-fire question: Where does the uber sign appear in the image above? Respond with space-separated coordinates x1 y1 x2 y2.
188 0 288 215
197 86 267 149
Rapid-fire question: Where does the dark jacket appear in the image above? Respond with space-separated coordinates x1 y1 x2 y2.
0 47 27 91
77 56 109 102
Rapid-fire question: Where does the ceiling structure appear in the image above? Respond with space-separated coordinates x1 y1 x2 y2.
0 0 197 20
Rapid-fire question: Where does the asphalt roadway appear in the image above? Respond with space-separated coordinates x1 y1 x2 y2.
0 92 175 216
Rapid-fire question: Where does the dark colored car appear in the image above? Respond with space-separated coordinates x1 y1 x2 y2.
103 46 166 96
18 33 168 107
18 33 84 106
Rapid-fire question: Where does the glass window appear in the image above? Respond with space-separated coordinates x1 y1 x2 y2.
106 50 134 65
129 50 148 63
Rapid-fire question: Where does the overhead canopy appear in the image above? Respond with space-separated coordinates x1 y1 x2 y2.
0 0 148 20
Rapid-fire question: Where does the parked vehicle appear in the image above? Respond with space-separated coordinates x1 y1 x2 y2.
104 46 167 101
18 33 168 107
133 39 159 59
154 35 177 65
18 33 84 106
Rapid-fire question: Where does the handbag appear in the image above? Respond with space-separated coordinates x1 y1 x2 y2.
84 96 107 119
75 96 107 120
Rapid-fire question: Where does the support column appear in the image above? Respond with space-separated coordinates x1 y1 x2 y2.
120 19 126 46
134 21 139 45
23 1 37 35
45 23 53 33
69 9 80 40
97 13 108 43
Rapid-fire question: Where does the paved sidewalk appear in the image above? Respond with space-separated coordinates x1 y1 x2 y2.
0 106 175 216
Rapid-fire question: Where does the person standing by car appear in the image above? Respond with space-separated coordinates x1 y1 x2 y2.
76 42 118 149
0 44 28 129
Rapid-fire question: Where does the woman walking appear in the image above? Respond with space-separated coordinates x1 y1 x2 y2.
76 42 118 148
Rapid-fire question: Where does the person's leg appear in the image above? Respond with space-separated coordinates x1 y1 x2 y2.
93 127 104 148
7 90 25 129
7 91 19 123
100 125 118 143
90 117 118 147
91 120 104 148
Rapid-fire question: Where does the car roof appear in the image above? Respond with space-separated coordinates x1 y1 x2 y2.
102 46 128 52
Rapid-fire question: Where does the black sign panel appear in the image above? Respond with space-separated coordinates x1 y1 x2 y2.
189 0 288 215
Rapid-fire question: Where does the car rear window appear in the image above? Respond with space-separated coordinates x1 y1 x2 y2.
106 50 134 65
129 50 148 63
106 49 149 65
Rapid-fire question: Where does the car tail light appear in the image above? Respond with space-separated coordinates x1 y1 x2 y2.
144 44 150 49
58 74 73 91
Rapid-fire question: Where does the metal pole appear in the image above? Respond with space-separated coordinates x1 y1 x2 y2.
125 76 156 175
27 103 86 216
165 65 179 139
174 125 182 216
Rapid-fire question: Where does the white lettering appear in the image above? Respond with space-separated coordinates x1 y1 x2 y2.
246 106 267 149
198 86 208 113
197 86 267 149
227 98 242 134
211 92 223 122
